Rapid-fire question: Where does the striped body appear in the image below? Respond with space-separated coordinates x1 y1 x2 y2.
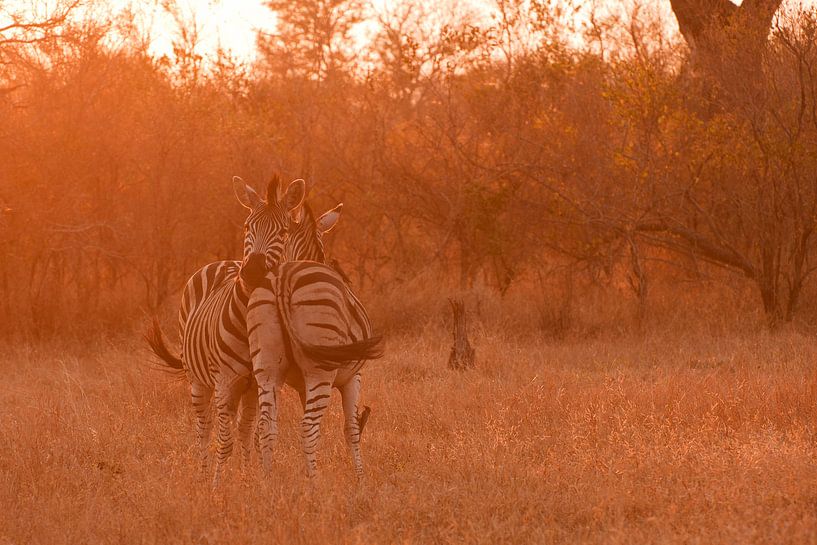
146 176 306 486
280 261 372 376
248 260 383 478
179 262 257 481
180 260 242 387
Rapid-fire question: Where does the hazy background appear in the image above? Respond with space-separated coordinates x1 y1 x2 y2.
2 0 816 338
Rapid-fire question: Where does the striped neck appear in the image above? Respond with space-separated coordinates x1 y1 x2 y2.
285 205 326 263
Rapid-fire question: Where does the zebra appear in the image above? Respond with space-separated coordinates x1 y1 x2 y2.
156 202 375 481
147 189 343 481
247 260 384 479
146 175 307 486
177 202 344 468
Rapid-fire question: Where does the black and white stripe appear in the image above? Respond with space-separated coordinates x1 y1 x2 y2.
284 203 342 263
247 261 384 479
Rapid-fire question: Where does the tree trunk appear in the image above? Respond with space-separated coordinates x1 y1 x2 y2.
627 237 648 325
670 0 781 61
447 298 475 370
670 0 782 104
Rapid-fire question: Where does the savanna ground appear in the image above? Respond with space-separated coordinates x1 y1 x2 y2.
3 322 816 544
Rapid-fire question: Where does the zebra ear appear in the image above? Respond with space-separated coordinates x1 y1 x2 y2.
233 176 261 210
292 179 315 221
282 178 306 213
317 203 342 234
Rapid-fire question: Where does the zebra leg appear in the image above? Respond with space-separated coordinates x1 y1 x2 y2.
340 374 365 480
246 282 288 476
190 381 213 474
212 376 247 488
236 386 258 470
255 369 284 475
300 374 334 478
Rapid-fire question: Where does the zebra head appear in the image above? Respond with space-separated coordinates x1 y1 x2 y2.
285 203 343 263
233 175 305 289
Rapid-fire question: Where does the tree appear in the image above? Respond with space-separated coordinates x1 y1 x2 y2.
669 0 782 99
259 0 364 81
628 8 817 324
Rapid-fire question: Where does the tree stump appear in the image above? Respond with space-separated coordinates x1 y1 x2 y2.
447 298 475 370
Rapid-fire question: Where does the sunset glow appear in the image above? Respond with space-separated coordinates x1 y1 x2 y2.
2 0 817 543
129 0 279 61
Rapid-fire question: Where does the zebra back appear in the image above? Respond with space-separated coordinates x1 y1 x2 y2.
179 261 240 331
273 260 384 371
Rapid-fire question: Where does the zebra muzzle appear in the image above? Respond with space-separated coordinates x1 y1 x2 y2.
239 252 267 290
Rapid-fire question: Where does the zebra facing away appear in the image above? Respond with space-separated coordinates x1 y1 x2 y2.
146 175 306 486
247 261 384 479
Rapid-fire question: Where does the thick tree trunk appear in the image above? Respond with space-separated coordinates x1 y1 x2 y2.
447 298 475 370
670 0 781 55
670 0 782 102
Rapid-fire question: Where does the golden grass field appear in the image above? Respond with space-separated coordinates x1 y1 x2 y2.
2 328 817 544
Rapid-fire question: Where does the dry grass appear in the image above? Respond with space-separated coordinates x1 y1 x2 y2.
1 329 816 545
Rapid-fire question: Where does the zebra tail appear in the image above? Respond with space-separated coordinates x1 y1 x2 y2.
144 317 185 377
300 335 385 370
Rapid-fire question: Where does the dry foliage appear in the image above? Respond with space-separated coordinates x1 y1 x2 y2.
4 1 817 336
2 330 815 544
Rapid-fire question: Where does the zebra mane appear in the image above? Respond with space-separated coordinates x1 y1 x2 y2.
298 203 316 227
267 175 281 203
291 203 317 236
